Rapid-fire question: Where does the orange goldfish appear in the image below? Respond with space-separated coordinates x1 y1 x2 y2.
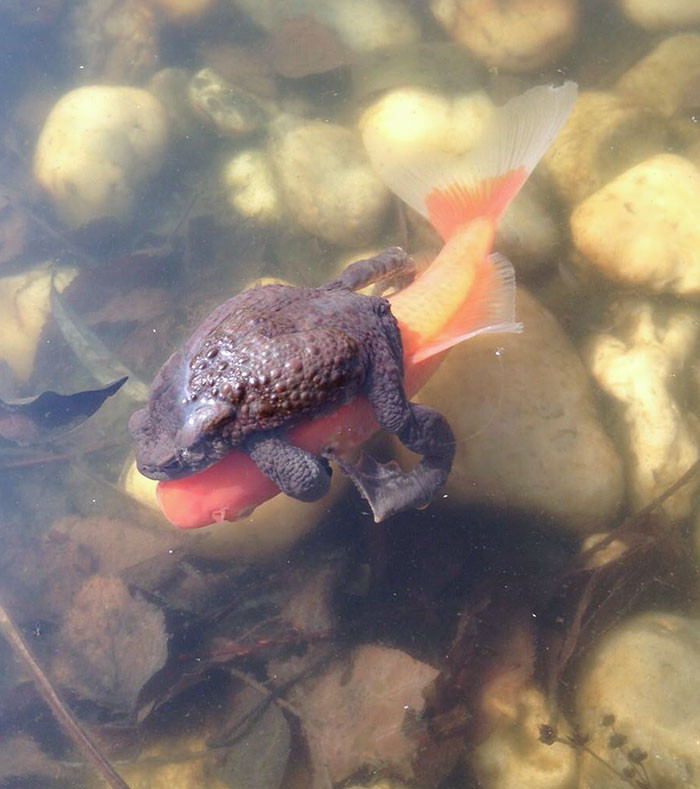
155 82 577 529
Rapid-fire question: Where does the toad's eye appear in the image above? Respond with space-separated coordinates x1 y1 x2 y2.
176 402 232 447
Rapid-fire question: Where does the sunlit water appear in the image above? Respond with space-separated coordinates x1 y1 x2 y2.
0 2 698 787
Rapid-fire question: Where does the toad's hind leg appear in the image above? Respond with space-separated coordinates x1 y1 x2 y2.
323 247 416 293
332 370 455 521
245 432 332 502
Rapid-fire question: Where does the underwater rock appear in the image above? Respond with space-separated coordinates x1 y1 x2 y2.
430 0 578 73
121 457 161 513
470 686 577 789
571 154 700 296
576 611 700 787
619 0 700 29
221 148 284 225
585 298 700 520
147 67 205 142
33 85 168 228
149 0 215 22
64 0 159 84
227 0 420 52
495 178 561 278
0 266 75 382
187 67 269 139
541 91 667 205
269 116 390 247
358 85 496 158
615 34 700 118
398 288 623 536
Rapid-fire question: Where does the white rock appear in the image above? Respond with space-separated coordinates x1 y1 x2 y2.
471 686 577 789
227 0 420 52
619 0 700 29
396 288 624 536
571 154 700 296
576 611 700 787
65 0 158 83
430 0 578 73
615 34 700 118
221 149 283 225
358 86 495 158
0 266 76 382
584 299 700 520
34 85 168 228
149 0 215 22
269 116 390 247
541 91 667 205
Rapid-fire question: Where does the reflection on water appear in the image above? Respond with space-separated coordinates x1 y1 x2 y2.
0 1 699 787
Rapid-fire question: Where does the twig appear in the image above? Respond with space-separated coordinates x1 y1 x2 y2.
0 596 130 789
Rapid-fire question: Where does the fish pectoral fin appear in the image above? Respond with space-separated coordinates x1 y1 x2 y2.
409 252 522 364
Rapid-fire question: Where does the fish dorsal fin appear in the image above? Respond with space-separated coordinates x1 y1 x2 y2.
363 82 578 240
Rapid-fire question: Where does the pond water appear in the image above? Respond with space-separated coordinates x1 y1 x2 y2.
1 1 700 787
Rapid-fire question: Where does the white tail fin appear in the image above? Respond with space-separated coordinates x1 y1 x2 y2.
363 82 578 240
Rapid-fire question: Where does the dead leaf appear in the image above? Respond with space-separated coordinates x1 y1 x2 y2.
266 16 352 79
0 377 126 445
50 515 182 576
293 644 438 784
85 287 169 326
53 575 168 713
209 686 291 789
0 735 78 783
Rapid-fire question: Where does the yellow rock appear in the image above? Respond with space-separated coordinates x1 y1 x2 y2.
470 686 577 789
358 86 494 158
430 0 578 73
571 154 700 295
121 457 161 513
0 265 75 381
619 0 700 29
541 91 667 205
34 85 168 228
149 0 215 22
221 149 283 225
577 612 700 788
615 34 700 118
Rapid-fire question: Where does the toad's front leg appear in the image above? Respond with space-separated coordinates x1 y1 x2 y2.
245 431 332 502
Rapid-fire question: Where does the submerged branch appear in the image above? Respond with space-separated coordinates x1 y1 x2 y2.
0 595 130 789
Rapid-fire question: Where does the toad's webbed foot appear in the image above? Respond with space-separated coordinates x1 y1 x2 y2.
245 431 331 502
323 247 416 294
330 404 455 522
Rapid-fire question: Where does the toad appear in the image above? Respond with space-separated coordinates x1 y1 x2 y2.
132 81 577 527
129 248 455 521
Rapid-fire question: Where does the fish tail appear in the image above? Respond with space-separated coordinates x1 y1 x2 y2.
364 82 577 364
363 81 577 240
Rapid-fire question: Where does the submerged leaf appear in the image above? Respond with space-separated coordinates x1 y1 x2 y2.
210 686 291 789
293 644 438 784
53 575 168 713
0 377 127 445
50 276 149 401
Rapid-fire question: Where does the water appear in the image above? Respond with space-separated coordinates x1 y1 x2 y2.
0 2 699 787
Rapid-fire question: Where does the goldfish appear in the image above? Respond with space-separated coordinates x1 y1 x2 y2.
153 82 578 529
